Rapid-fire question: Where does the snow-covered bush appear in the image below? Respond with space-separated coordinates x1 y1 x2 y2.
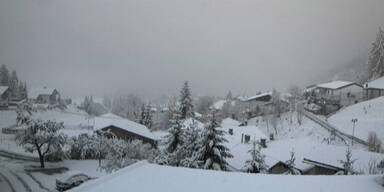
68 134 98 160
101 138 157 173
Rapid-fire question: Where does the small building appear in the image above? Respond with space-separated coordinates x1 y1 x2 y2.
364 76 384 100
302 158 344 175
28 87 60 104
0 86 11 109
94 113 158 147
244 92 272 117
268 161 302 174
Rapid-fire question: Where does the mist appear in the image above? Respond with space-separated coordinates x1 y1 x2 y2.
0 0 383 99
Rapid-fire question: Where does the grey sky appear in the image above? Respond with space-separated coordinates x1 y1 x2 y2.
0 0 383 99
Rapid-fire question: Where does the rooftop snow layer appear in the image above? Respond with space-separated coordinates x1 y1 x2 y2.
316 81 356 90
246 92 272 102
28 87 56 99
0 86 9 96
94 113 155 140
366 76 384 89
73 161 383 192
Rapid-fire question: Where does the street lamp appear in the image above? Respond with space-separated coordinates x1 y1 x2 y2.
351 118 358 146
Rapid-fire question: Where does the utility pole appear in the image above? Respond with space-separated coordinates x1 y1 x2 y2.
351 118 358 146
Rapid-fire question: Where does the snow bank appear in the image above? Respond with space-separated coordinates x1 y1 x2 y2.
73 161 384 192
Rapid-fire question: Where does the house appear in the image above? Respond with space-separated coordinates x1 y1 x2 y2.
268 161 302 174
28 87 60 104
302 158 344 175
244 92 272 117
314 81 363 106
94 113 158 147
364 76 384 99
0 86 11 109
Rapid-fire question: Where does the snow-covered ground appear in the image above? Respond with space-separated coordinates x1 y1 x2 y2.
73 161 384 192
329 96 384 142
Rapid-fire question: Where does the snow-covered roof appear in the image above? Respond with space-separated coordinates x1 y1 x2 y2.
0 86 9 96
73 161 383 192
246 92 272 102
316 81 357 90
221 118 241 127
94 113 156 140
365 76 384 89
28 87 56 99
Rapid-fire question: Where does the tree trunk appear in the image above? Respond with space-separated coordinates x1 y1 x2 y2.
37 149 45 168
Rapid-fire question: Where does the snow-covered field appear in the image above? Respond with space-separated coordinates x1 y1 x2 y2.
73 161 384 192
329 96 384 142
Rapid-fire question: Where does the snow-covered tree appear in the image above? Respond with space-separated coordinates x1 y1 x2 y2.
226 90 233 101
68 134 98 160
92 132 112 167
368 28 384 80
179 121 201 168
140 104 153 129
339 148 357 175
101 139 156 173
191 111 233 171
0 64 10 86
284 151 301 175
16 120 67 168
242 140 268 173
179 81 194 119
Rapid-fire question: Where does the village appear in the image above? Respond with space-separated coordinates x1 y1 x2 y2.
1 0 384 191
2 47 384 191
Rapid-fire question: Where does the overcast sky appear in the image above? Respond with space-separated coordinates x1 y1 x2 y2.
0 0 383 99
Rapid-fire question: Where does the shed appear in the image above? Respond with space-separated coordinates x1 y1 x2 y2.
0 86 11 109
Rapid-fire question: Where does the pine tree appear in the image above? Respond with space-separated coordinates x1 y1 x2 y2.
339 148 357 175
368 28 384 80
285 151 301 175
191 111 233 171
179 81 194 119
179 120 201 168
0 64 10 86
9 70 19 98
226 90 233 101
242 140 268 173
143 104 153 129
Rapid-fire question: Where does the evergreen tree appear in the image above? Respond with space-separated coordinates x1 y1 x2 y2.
242 140 268 173
368 28 384 80
0 64 10 86
179 81 194 119
155 113 185 166
191 111 233 171
285 151 301 175
226 90 233 101
339 148 357 175
9 70 19 98
179 120 201 168
140 104 153 129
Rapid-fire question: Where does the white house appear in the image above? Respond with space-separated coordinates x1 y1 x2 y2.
28 87 60 104
314 81 363 106
364 76 384 99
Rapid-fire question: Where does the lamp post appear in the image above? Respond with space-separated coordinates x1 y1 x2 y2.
351 118 358 146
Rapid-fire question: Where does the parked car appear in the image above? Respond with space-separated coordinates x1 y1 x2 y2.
56 171 93 191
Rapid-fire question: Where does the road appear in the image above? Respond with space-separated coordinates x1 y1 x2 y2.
0 156 51 192
298 109 368 146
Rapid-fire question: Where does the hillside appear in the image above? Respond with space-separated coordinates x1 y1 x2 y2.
328 97 384 142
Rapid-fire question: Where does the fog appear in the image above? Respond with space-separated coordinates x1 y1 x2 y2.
0 0 383 99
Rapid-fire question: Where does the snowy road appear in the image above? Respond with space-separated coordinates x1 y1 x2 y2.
299 109 368 146
0 156 50 192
